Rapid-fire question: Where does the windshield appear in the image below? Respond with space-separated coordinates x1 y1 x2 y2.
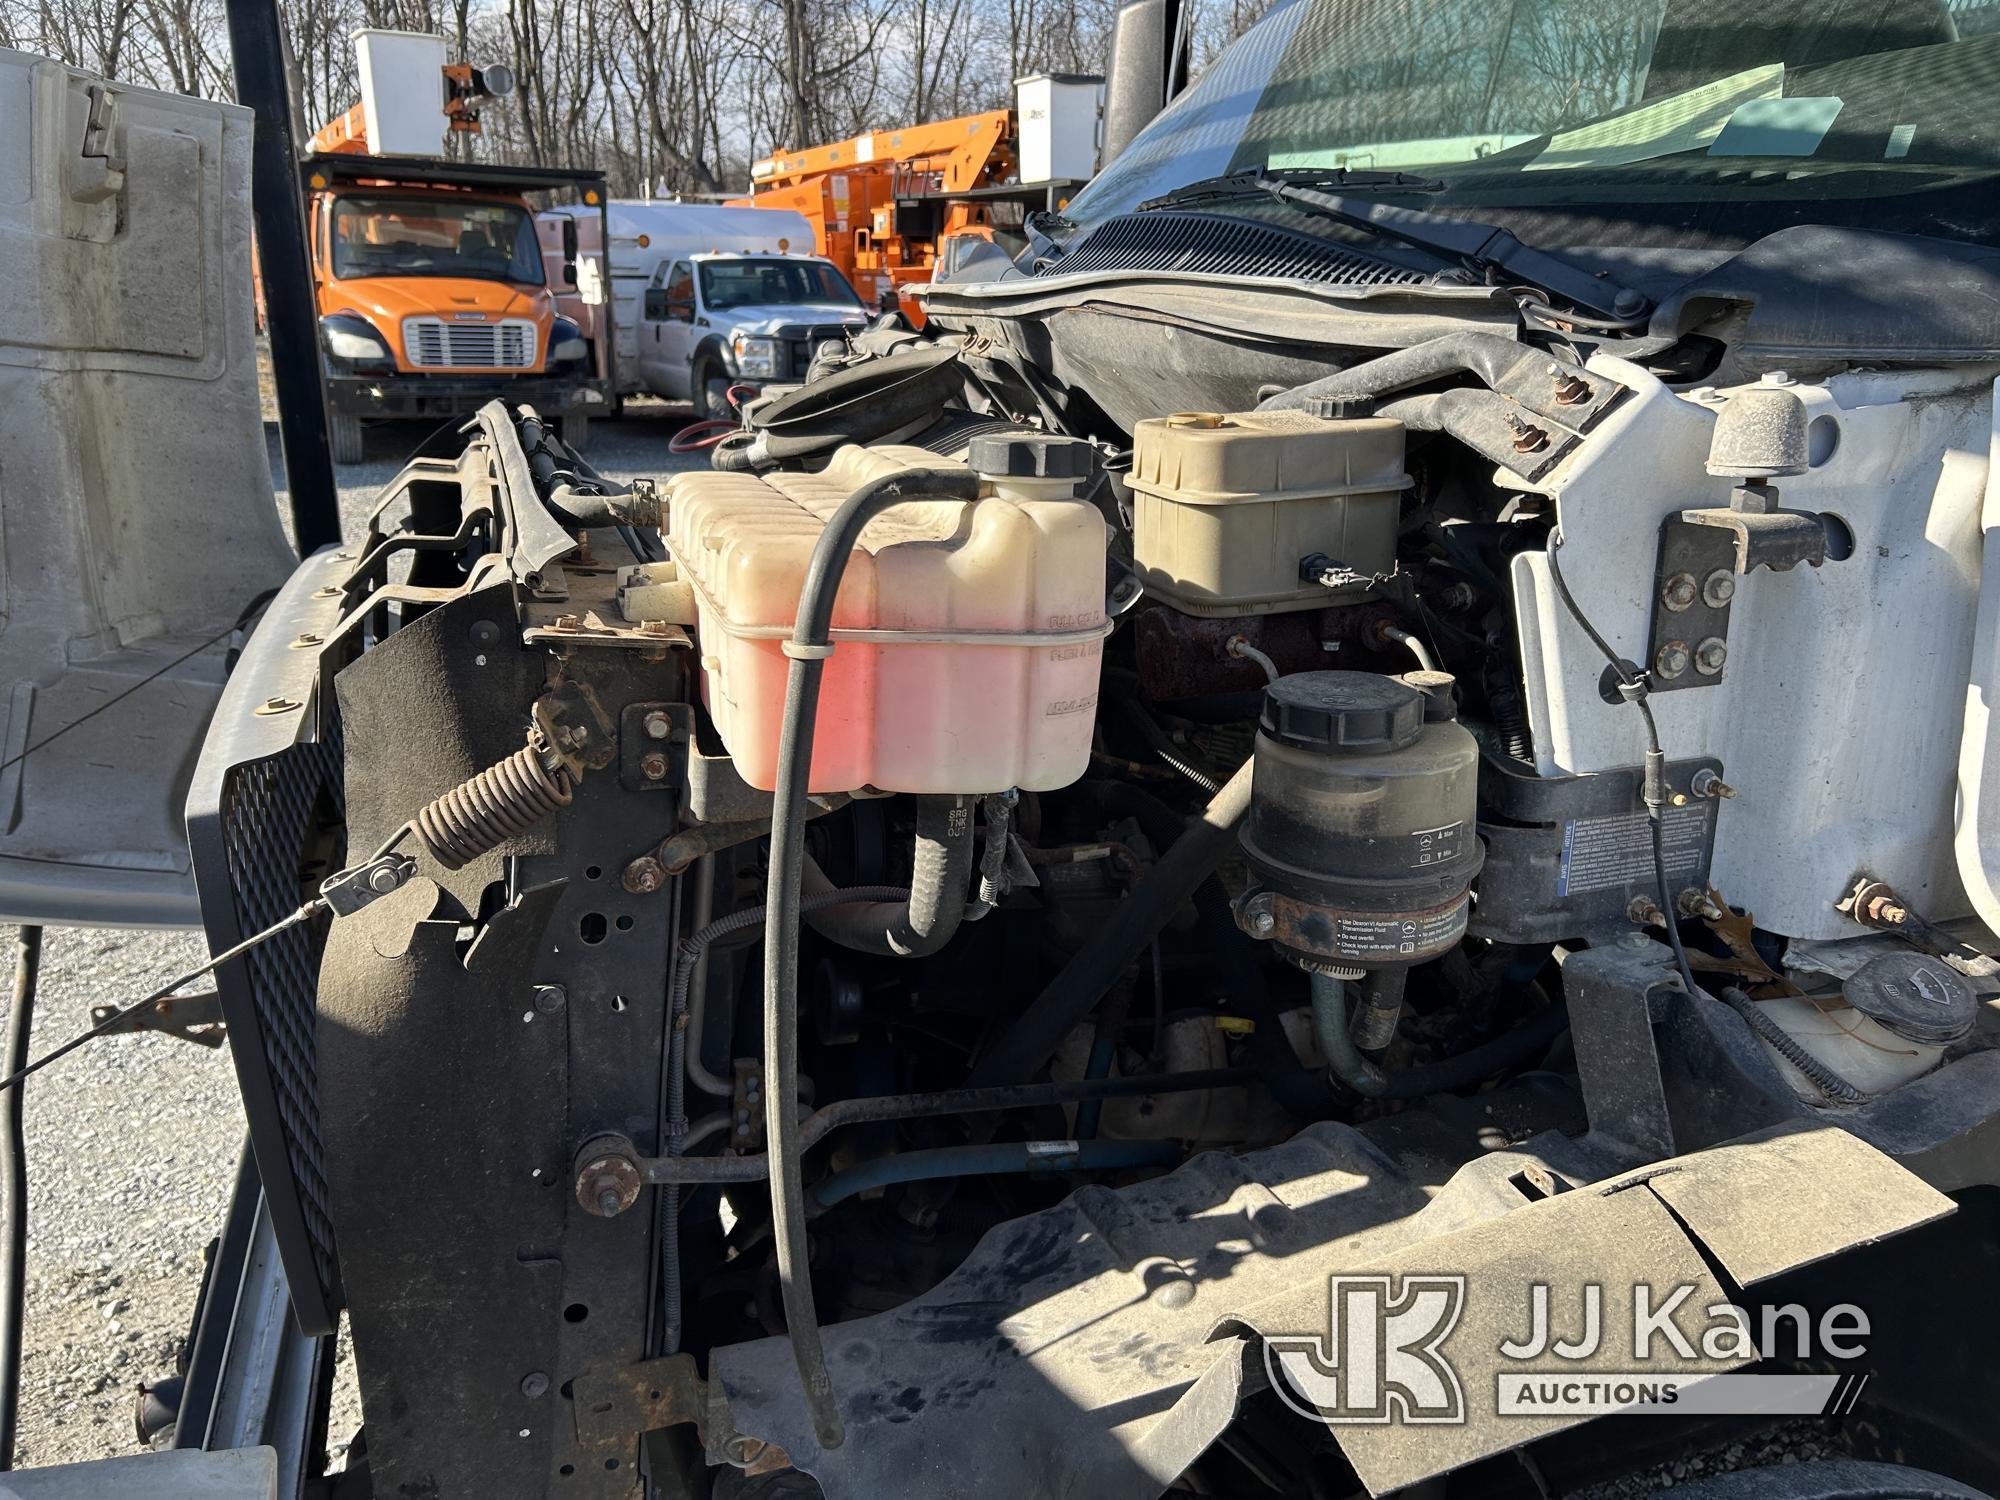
697 260 863 310
1070 0 2000 244
330 195 544 285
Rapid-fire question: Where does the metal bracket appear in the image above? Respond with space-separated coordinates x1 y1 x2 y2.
1678 480 1828 575
1556 940 1681 1162
1646 518 1737 692
320 851 418 917
90 991 226 1049
618 701 689 794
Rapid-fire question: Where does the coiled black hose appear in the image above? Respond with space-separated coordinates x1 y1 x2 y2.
1719 986 1865 1105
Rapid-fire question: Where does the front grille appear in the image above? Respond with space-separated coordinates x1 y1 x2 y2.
1035 211 1431 288
402 316 536 369
217 728 345 1317
776 321 860 380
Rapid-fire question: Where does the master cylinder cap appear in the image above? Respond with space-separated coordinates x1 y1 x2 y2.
1706 383 1809 478
1260 670 1424 755
1843 951 1978 1045
967 433 1098 480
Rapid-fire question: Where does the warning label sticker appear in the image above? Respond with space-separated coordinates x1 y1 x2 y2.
1558 806 1709 897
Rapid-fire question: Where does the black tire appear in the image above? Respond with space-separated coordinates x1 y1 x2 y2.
558 412 590 451
695 364 733 422
328 412 365 465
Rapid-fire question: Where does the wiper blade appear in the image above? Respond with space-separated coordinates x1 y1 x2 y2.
1275 177 1647 321
1138 165 1447 210
1139 169 1650 321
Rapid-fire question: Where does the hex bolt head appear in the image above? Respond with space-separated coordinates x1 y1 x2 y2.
520 1371 550 1398
1654 641 1691 680
643 711 672 740
640 751 670 782
1660 572 1698 612
622 857 667 894
1694 636 1728 676
534 984 567 1015
1700 570 1736 608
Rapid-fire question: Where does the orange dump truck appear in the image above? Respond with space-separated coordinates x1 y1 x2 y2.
299 30 612 460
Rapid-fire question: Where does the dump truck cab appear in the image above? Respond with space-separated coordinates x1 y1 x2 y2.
305 155 607 459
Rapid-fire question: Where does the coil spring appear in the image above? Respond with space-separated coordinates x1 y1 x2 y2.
414 738 575 870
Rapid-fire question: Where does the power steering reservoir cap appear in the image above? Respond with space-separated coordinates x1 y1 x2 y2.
967 433 1098 480
1260 670 1425 755
1843 951 1978 1045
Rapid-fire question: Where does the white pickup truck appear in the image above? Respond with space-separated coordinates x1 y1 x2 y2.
635 250 871 418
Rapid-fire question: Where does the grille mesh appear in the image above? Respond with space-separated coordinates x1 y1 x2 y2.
1035 212 1430 288
402 317 536 369
218 726 345 1299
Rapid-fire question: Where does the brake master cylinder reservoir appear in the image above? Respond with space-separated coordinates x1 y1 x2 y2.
1237 671 1483 968
1127 406 1406 616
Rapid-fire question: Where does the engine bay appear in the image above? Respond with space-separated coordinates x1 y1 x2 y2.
198 318 2000 1499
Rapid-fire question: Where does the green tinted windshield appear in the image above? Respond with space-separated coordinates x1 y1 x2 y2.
1070 0 2000 238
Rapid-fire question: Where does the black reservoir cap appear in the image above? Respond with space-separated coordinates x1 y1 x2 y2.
1844 951 1978 1045
1260 671 1424 755
967 433 1098 480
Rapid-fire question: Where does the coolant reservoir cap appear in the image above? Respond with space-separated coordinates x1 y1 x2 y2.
967 433 1098 480
1260 670 1424 755
1843 951 1978 1045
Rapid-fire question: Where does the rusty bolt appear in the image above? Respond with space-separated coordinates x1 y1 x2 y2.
574 1141 643 1218
1678 888 1725 920
1654 640 1691 680
643 711 673 740
1694 636 1727 676
1660 572 1698 612
553 613 582 630
639 619 670 636
1700 569 1736 608
534 984 567 1016
640 751 670 782
623 856 667 894
1506 414 1549 454
1549 365 1592 405
1690 769 1736 800
1627 894 1665 927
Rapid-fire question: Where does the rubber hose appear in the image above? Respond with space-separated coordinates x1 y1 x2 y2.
0 927 40 1470
962 758 1254 1090
799 797 973 957
763 465 981 1451
1310 973 1392 1096
1257 331 1565 412
1720 986 1867 1105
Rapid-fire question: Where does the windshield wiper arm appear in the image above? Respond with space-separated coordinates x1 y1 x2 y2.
1139 169 1648 321
1138 165 1447 210
1271 178 1647 320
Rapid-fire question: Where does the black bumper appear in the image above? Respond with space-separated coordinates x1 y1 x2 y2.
327 372 607 419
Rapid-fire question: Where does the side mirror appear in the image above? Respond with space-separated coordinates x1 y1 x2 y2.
644 287 668 320
561 215 579 288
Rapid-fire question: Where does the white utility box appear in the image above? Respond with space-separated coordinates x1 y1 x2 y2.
1014 73 1103 183
355 29 447 157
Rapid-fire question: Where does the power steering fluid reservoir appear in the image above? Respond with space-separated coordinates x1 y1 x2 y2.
1236 671 1483 969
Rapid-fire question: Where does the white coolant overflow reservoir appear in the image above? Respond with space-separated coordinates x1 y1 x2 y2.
1756 950 1978 1099
664 435 1109 794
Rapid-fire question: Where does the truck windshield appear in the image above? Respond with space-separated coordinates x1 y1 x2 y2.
1069 0 2000 246
697 260 863 310
330 196 545 285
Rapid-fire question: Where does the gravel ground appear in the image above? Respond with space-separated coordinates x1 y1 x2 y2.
5 401 705 1473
